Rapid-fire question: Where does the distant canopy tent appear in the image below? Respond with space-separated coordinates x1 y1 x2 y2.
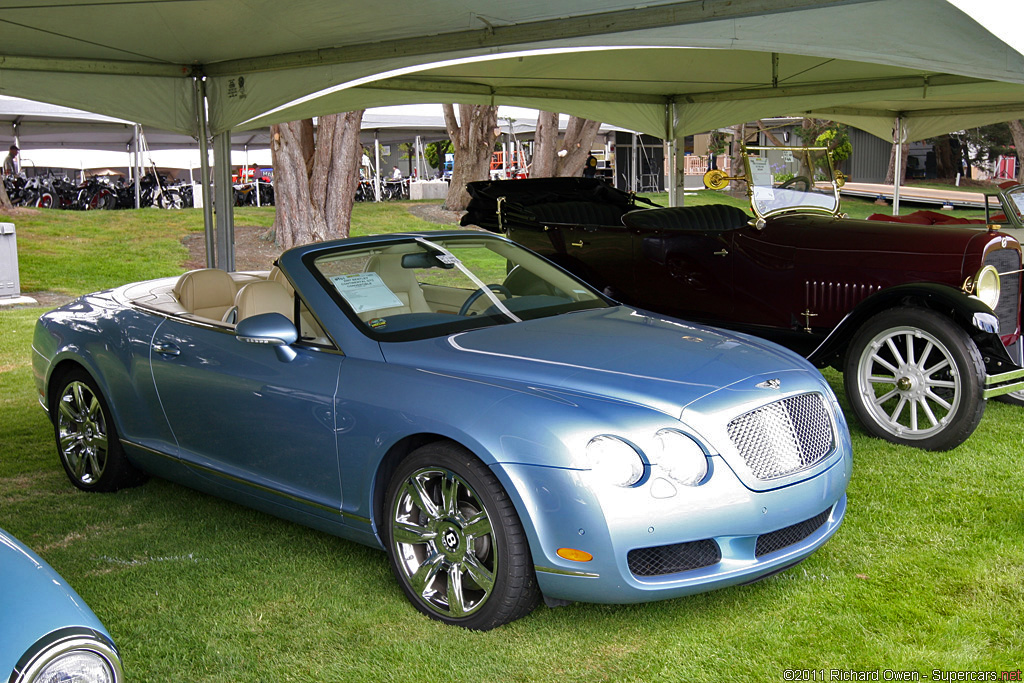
0 0 1023 264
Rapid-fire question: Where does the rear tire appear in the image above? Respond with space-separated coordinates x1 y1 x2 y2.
844 307 985 451
52 369 146 491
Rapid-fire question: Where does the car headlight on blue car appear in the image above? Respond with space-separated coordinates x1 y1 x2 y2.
586 430 710 488
12 629 122 683
586 435 645 487
653 429 709 486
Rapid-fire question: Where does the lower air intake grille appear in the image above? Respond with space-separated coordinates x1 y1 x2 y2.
627 539 721 577
727 393 835 480
755 508 832 558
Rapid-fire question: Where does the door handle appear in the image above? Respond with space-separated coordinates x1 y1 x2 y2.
152 342 180 357
713 249 729 257
571 240 585 248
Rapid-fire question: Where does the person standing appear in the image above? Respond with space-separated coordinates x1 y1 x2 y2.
3 145 19 176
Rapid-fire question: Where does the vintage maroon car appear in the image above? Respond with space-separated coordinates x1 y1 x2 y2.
462 147 1024 451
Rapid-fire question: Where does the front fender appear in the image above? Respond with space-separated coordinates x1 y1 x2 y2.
807 283 1007 369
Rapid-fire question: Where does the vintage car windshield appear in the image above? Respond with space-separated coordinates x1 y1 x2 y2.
1000 184 1024 224
308 234 610 341
744 146 842 218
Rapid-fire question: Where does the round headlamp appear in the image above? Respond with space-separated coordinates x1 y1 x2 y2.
973 265 1000 310
31 649 117 683
14 631 122 683
586 435 644 487
654 429 708 486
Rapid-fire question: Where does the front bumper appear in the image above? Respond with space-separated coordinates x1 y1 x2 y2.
495 446 851 605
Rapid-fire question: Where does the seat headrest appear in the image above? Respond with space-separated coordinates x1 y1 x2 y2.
173 268 236 315
235 280 293 322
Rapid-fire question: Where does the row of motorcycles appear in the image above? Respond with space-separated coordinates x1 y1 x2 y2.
2 173 278 210
2 173 196 210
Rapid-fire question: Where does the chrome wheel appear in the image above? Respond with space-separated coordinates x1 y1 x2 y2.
854 325 961 439
390 466 496 618
56 380 110 486
845 307 984 451
384 443 539 629
51 370 145 492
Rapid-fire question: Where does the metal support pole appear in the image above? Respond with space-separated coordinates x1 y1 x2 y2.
132 124 141 209
893 116 903 216
213 131 235 272
374 133 382 202
194 77 216 269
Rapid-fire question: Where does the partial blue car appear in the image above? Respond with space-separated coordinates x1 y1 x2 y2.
32 230 851 629
1 528 123 683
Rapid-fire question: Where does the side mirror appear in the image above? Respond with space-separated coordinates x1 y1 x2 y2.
235 312 298 362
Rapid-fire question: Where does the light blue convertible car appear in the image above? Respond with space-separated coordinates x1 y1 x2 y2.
33 231 851 630
1 528 123 683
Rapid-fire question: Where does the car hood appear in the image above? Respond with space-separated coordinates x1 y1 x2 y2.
0 528 111 669
381 306 817 420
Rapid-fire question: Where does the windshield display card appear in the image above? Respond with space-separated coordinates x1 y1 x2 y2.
749 157 773 187
330 272 404 313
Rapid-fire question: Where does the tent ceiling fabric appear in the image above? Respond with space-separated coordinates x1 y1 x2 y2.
0 0 1022 143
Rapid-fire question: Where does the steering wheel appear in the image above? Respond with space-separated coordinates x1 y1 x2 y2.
459 284 512 316
779 175 812 191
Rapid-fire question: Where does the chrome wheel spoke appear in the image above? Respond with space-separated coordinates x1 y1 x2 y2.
462 511 492 540
409 551 445 598
392 520 436 545
405 476 439 520
462 552 496 593
884 337 905 366
58 397 80 423
439 473 459 517
917 398 939 428
925 388 953 411
446 565 466 617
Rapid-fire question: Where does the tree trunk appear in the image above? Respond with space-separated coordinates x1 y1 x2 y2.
1009 119 1024 184
271 111 364 250
443 104 498 212
728 123 746 198
933 135 954 178
554 116 601 177
884 142 909 185
530 111 560 177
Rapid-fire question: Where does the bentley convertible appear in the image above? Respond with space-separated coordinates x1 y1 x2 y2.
33 231 851 630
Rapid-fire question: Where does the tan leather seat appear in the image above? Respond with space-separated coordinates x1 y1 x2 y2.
267 265 294 295
360 254 430 320
173 268 237 321
234 280 294 323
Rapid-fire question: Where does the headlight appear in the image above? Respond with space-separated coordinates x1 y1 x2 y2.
972 265 1000 310
14 630 122 683
586 435 644 487
654 429 708 486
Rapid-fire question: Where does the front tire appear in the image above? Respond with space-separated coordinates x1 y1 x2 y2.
52 370 146 491
383 443 539 630
844 307 985 451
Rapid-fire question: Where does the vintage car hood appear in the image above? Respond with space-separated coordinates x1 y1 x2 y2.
381 306 818 420
771 213 1003 258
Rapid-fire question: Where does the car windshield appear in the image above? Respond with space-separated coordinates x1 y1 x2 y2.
744 146 841 218
1001 185 1024 224
308 234 610 341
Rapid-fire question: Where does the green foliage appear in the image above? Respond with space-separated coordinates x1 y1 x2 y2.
815 127 852 164
963 124 1014 168
424 140 453 169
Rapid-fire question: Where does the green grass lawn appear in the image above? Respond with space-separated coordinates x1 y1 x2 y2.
1 202 1023 681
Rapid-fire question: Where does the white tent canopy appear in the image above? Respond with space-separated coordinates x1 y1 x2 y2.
2 0 1024 265
0 0 1021 138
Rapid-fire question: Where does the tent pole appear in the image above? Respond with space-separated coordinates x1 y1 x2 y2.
213 131 235 271
194 77 216 269
374 132 381 202
893 116 903 216
132 124 141 210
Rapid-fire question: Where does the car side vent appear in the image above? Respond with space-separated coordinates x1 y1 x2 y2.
726 393 835 480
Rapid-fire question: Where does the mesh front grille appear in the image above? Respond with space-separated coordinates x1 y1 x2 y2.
627 539 721 577
726 393 834 480
755 507 832 557
985 248 1021 338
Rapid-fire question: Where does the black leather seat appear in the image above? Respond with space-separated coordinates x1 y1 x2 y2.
622 205 750 232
